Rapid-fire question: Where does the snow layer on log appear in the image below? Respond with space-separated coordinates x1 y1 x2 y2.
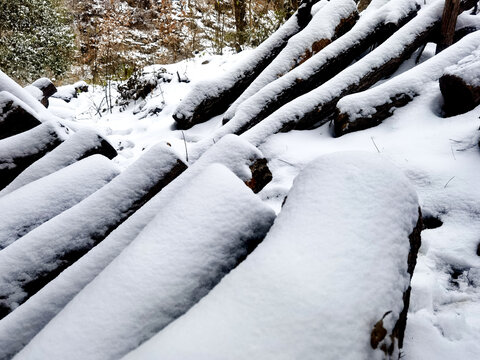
242 0 446 146
189 0 419 156
0 155 119 249
0 91 42 139
0 128 117 196
122 152 420 360
335 31 480 135
0 121 69 189
16 164 276 360
0 135 265 360
443 46 480 86
0 144 186 317
172 0 320 128
223 0 358 122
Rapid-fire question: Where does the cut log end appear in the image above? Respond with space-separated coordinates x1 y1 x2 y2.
0 100 42 140
245 158 273 193
440 74 480 116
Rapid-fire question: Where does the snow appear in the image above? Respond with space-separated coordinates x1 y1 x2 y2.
0 155 119 249
16 164 276 360
123 152 419 360
0 91 40 123
336 31 480 123
173 2 309 122
0 143 184 314
0 135 264 360
0 128 116 196
22 86 44 103
0 121 69 169
223 0 358 121
443 46 480 87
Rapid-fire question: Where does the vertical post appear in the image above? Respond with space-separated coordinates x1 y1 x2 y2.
436 0 461 54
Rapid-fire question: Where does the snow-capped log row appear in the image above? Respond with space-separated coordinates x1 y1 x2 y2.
439 46 480 116
0 135 270 360
0 144 187 319
15 164 276 360
0 91 42 140
0 128 117 196
222 0 359 123
172 0 321 129
334 31 480 136
0 121 69 190
217 0 420 135
24 78 57 108
242 0 476 147
0 156 120 250
122 152 422 360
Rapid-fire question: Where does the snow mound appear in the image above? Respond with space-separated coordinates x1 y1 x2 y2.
16 164 276 360
123 152 419 360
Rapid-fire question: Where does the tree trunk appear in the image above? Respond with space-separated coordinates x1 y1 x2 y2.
232 0 247 52
437 0 461 53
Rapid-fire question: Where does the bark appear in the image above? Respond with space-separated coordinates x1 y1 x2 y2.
437 0 461 53
173 0 321 129
232 0 247 52
0 123 63 190
0 95 42 140
245 158 273 193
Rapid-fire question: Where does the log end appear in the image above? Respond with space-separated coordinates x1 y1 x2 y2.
439 74 480 116
245 158 273 193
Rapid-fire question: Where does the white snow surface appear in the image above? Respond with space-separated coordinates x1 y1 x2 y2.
0 135 264 360
223 0 357 121
17 164 276 360
0 155 119 249
0 128 115 196
123 152 419 360
336 31 480 121
0 143 183 312
443 46 480 87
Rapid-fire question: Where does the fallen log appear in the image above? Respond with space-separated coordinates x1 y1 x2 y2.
0 128 117 196
15 164 276 360
0 135 271 360
0 121 68 190
172 0 322 129
440 48 480 116
219 0 419 137
242 0 475 147
121 152 421 360
222 0 358 123
0 144 187 319
0 91 42 140
334 31 480 136
24 78 57 107
0 155 120 249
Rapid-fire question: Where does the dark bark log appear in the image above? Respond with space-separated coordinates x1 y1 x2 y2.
0 147 188 319
437 0 461 53
231 6 419 136
0 94 42 140
0 123 64 190
245 158 272 193
173 0 321 129
440 72 480 116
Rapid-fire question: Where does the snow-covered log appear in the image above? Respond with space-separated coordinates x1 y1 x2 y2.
334 31 480 136
172 0 321 129
217 0 419 137
439 47 480 116
222 0 359 123
0 155 120 249
0 128 117 196
15 164 276 360
0 144 187 318
121 152 421 360
0 121 68 190
242 0 474 146
24 78 57 107
0 91 42 140
0 135 269 360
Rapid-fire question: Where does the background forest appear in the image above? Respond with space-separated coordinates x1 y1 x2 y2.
0 0 300 85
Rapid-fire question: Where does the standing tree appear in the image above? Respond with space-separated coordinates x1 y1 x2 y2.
0 0 75 84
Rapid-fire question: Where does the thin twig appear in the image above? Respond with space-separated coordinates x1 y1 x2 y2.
371 137 381 153
451 145 456 160
444 176 455 188
181 131 189 163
